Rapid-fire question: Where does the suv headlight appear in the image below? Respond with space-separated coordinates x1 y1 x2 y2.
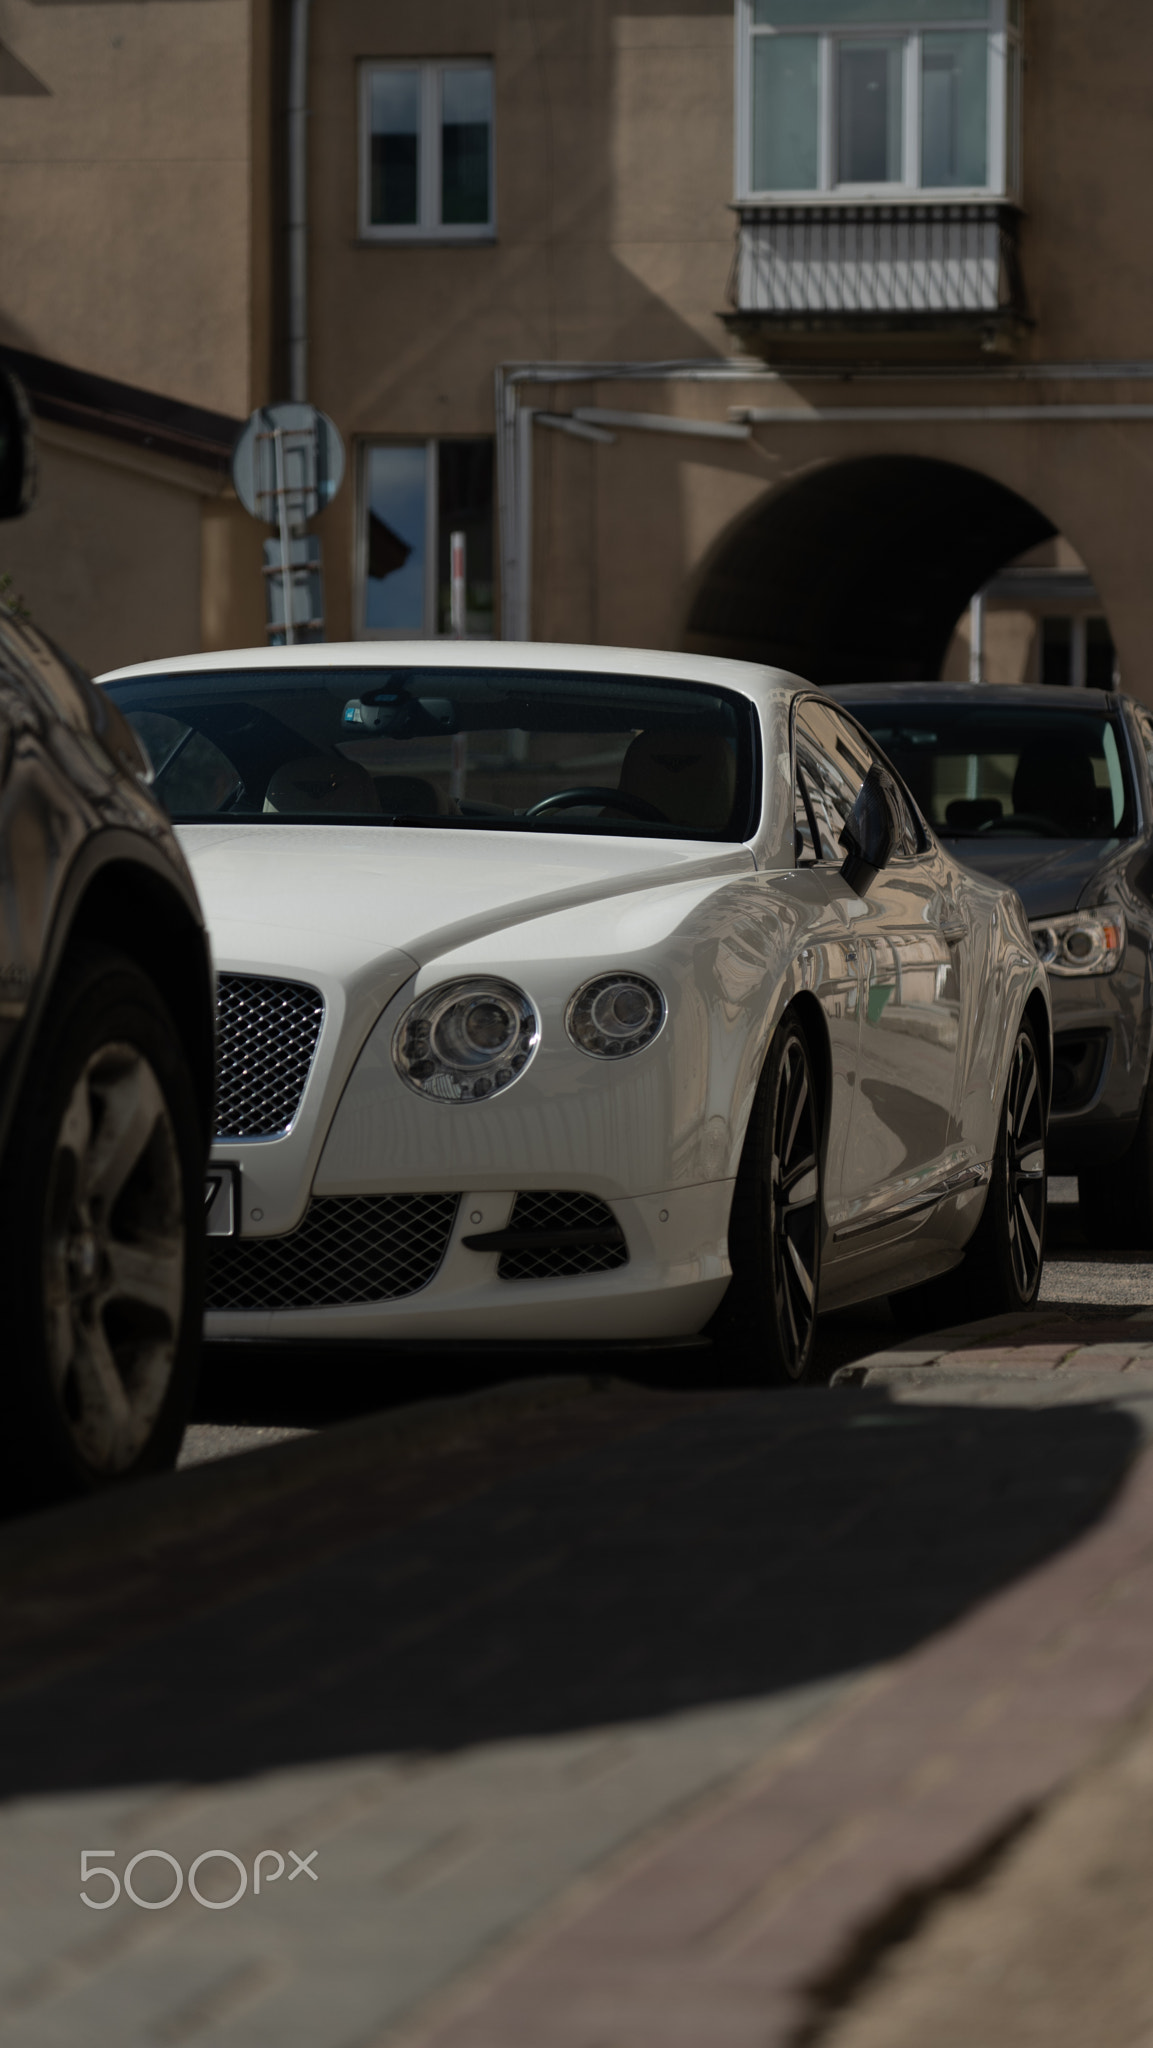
1030 908 1126 976
565 972 667 1058
393 978 539 1102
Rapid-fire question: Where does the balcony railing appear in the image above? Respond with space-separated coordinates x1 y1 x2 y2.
725 202 1028 358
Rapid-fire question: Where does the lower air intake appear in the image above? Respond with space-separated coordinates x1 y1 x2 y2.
497 1191 628 1281
206 1194 459 1311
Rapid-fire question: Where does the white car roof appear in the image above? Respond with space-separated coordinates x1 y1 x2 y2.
98 639 811 708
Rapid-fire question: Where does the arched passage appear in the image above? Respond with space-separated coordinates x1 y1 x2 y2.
685 455 1058 686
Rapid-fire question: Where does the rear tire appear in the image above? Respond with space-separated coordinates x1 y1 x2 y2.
1078 1083 1153 1250
0 946 204 1507
891 1014 1047 1331
717 1013 823 1385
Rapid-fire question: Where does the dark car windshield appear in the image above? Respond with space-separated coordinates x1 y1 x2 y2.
842 702 1134 842
102 667 759 842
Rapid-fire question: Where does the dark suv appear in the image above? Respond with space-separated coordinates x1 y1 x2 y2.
831 682 1153 1248
0 370 214 1502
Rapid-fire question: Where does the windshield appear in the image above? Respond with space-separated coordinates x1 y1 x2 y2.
102 667 758 842
842 703 1134 842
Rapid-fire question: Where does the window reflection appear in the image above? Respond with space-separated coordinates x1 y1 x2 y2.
364 446 426 634
369 69 420 226
838 39 904 184
441 67 492 225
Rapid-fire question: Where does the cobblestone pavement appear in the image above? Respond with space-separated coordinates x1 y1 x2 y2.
3 1292 1153 2046
820 1679 1153 2048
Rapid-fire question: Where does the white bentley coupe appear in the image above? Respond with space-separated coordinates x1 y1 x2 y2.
99 644 1051 1382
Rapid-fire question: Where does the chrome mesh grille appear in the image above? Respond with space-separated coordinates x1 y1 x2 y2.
206 1195 459 1311
498 1191 628 1282
215 973 324 1140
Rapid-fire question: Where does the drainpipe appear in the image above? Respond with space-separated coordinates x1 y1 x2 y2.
286 0 310 402
969 587 986 684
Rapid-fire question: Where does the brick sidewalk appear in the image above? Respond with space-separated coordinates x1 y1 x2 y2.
2 1322 1153 2046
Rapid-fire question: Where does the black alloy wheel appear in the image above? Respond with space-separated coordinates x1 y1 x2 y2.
719 1013 824 1384
0 945 205 1506
1004 1023 1047 1302
769 1030 821 1376
891 1010 1047 1331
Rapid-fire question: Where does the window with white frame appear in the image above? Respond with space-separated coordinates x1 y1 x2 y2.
360 60 494 238
360 440 494 638
737 0 1021 200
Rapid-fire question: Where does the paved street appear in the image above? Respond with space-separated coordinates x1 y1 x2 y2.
1 1185 1152 2046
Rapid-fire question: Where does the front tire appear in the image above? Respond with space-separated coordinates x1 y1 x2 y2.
719 1013 823 1384
0 946 204 1507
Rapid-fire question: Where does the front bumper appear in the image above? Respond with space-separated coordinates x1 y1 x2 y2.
1046 961 1152 1171
203 1179 734 1344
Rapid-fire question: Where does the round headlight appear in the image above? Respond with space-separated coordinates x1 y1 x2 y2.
394 979 539 1102
565 972 666 1059
1030 908 1125 976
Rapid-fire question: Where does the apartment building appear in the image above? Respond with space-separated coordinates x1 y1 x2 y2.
1 0 1150 696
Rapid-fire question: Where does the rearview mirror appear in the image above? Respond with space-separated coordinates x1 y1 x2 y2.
842 762 899 895
0 368 35 522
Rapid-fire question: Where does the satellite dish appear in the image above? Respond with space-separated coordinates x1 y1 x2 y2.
231 403 345 526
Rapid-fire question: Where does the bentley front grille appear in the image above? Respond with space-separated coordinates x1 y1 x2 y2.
206 1194 459 1311
215 973 325 1140
496 1191 628 1281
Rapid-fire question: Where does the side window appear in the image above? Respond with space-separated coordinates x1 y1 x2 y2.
793 766 818 864
152 726 242 814
795 702 867 862
795 701 922 864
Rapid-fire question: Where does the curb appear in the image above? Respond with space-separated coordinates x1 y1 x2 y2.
830 1305 1153 1388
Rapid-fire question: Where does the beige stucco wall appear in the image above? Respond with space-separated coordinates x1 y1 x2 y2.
1019 0 1153 363
0 0 257 415
0 0 277 663
0 425 210 675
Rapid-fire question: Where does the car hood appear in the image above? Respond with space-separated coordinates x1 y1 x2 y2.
943 836 1121 918
177 824 754 979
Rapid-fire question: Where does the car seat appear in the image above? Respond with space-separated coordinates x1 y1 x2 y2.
369 774 457 816
263 755 382 816
1011 746 1101 835
616 731 736 829
945 797 1003 830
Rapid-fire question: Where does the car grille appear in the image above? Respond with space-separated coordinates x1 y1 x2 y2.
497 1191 628 1281
215 973 325 1140
206 1194 459 1311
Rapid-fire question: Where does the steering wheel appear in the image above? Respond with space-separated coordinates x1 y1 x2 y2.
979 813 1059 837
524 785 669 824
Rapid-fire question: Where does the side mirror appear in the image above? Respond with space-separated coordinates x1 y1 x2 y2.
842 762 899 895
0 368 35 522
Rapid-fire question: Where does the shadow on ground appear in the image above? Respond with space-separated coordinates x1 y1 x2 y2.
0 1383 1139 1800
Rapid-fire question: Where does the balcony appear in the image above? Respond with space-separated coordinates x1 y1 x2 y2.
724 203 1029 365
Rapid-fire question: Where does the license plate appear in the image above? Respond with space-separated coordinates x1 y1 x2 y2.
205 1165 239 1238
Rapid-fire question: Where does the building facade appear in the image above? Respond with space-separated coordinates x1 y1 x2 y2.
2 0 1151 697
